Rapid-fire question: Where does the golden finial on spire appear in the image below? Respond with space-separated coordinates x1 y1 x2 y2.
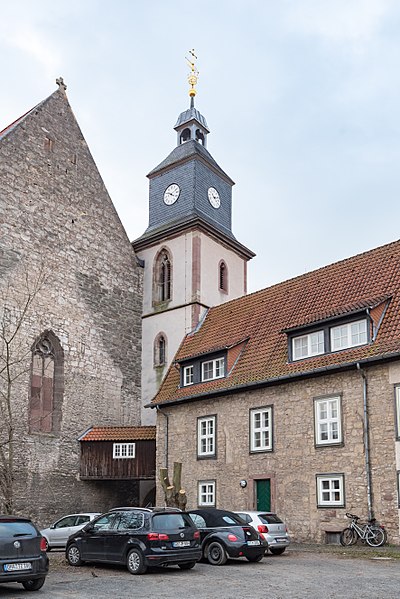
186 49 199 101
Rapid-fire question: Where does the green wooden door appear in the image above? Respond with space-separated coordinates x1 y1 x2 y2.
256 479 271 511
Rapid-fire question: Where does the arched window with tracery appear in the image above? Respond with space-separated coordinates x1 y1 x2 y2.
154 333 167 367
219 260 228 293
154 249 172 304
29 331 64 433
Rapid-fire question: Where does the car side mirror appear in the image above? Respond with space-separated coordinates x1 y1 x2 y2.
83 523 94 532
50 524 56 530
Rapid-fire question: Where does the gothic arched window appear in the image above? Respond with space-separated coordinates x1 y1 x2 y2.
154 249 172 304
29 331 64 434
219 260 228 293
154 333 167 367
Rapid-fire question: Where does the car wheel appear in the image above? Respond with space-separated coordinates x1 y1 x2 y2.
207 541 227 566
246 553 264 562
66 543 84 566
178 561 196 570
126 548 147 575
270 547 286 555
21 577 46 591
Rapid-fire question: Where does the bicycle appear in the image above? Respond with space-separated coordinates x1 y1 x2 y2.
340 512 386 547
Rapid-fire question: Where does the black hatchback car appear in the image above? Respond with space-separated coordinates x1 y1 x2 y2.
0 515 49 591
187 508 267 565
66 508 202 574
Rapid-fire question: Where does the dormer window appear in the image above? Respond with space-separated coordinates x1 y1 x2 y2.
202 357 225 382
288 314 370 362
180 352 227 387
293 331 324 361
330 319 367 351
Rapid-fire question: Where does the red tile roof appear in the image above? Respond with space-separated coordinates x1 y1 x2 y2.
79 426 156 442
152 239 400 406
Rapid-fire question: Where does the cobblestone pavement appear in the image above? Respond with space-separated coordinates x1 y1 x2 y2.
0 544 399 599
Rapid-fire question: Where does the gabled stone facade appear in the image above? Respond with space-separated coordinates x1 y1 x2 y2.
0 85 143 522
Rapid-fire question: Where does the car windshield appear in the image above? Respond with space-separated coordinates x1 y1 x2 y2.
258 514 283 524
152 513 193 530
0 521 36 537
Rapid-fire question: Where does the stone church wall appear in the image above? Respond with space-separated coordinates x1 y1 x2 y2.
0 89 143 522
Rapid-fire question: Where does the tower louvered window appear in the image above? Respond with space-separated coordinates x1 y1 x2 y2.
219 261 228 292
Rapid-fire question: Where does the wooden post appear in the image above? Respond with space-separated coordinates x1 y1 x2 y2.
159 462 188 509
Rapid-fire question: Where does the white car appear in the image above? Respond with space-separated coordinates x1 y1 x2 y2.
235 511 291 555
40 513 101 550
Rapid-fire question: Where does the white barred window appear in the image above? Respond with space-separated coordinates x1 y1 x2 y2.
197 416 216 457
314 396 342 445
113 442 135 459
198 481 216 506
250 407 272 452
317 474 344 507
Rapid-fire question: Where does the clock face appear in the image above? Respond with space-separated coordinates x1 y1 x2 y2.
163 184 180 205
208 187 221 209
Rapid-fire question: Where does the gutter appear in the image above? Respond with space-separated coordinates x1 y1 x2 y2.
147 351 400 409
357 363 374 520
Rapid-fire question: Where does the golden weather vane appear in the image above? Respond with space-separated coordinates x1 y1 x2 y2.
186 48 199 100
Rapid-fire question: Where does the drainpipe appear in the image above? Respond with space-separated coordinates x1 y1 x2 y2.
156 406 169 469
356 363 373 520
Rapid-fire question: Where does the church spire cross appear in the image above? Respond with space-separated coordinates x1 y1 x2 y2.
56 77 67 93
186 49 199 106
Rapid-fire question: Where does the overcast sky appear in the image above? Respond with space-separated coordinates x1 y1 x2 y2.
1 0 400 293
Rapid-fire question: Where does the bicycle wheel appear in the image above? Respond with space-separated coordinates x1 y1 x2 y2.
340 527 357 546
366 526 386 547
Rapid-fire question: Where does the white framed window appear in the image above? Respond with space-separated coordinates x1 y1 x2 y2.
201 357 225 382
317 474 344 507
197 416 216 457
198 480 216 506
314 396 342 445
183 365 194 386
395 386 400 440
113 442 135 459
292 330 324 360
330 319 367 351
250 407 272 452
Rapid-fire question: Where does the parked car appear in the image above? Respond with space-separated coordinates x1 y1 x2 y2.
186 508 267 565
41 512 101 551
66 508 202 574
235 511 290 555
0 514 49 591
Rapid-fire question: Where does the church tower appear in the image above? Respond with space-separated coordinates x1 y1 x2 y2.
133 54 255 424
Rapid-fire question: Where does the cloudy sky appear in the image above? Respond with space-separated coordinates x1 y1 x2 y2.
1 0 400 293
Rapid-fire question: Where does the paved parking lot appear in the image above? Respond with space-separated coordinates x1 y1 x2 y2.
0 546 399 598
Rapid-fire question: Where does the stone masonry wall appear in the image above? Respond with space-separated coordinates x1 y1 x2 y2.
156 365 400 544
0 88 143 522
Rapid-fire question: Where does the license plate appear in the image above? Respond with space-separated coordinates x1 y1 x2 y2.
4 563 32 572
247 540 261 546
274 538 287 542
172 541 190 548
